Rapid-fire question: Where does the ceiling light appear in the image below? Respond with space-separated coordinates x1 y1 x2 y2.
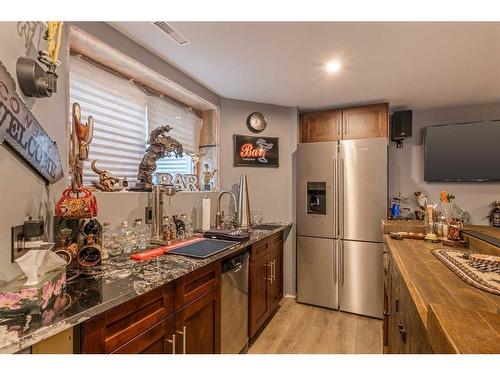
326 61 342 73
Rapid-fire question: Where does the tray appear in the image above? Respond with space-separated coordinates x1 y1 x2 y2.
167 239 239 259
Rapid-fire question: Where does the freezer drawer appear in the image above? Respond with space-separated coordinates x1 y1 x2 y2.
297 236 338 309
297 142 338 238
339 240 383 318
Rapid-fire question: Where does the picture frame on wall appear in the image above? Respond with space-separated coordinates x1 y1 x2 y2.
233 134 279 168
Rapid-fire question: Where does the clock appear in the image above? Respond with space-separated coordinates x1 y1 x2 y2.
246 112 267 133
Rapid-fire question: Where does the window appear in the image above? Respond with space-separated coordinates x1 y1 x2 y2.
147 95 202 182
69 56 201 185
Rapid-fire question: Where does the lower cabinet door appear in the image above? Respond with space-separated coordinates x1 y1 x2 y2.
112 315 175 354
174 287 221 354
249 253 270 338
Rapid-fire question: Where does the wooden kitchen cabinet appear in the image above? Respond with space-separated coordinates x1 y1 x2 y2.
249 231 284 340
341 103 388 139
299 103 388 143
249 249 270 338
384 244 432 354
174 287 221 354
268 232 283 311
80 282 175 353
80 262 221 354
299 109 342 143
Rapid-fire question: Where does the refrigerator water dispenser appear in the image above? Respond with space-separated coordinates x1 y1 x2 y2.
306 182 326 214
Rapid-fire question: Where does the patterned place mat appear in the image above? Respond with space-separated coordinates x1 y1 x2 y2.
432 248 500 296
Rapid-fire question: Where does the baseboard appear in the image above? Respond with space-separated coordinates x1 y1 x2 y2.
283 294 296 299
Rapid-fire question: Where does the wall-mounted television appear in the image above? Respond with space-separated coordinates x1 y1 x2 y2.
424 120 500 182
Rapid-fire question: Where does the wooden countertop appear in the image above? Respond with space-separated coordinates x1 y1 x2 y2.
384 235 500 353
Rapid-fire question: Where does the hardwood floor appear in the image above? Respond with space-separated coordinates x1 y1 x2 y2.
248 297 383 354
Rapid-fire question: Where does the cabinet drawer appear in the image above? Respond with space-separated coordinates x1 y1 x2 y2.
175 262 221 310
81 282 174 353
250 238 271 261
112 316 174 354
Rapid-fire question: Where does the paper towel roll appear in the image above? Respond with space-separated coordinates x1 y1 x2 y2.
202 196 211 231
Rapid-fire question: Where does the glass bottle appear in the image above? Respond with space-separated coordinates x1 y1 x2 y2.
169 217 177 241
133 218 148 249
162 216 171 241
117 221 134 254
183 214 193 239
100 222 111 260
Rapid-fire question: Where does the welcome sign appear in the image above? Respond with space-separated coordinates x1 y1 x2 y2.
0 61 63 184
233 134 279 168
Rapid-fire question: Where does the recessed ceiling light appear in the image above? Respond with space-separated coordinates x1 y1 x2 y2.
326 61 342 73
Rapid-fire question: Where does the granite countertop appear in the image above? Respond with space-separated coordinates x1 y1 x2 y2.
384 235 500 353
0 223 291 354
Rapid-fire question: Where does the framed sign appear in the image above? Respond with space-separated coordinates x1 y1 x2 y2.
0 61 63 184
233 134 279 168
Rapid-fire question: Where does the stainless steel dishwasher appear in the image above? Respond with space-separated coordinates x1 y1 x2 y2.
221 251 249 354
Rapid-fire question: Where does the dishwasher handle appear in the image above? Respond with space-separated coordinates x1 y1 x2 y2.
221 251 249 273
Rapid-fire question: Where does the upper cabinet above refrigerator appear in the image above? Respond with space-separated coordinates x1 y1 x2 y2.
299 103 388 143
299 109 342 143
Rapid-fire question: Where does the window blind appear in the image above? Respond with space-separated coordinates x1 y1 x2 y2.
69 55 148 183
147 95 202 154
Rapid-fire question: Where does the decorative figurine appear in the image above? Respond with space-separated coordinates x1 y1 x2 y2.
70 102 94 190
90 160 120 192
136 125 183 189
202 163 217 191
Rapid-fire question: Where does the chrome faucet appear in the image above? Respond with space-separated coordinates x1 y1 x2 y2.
216 190 238 229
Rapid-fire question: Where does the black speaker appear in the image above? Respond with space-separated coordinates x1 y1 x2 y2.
391 110 412 147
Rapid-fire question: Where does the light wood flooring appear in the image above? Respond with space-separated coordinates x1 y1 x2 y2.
248 297 383 354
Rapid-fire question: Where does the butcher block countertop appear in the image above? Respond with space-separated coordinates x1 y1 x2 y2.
384 235 500 353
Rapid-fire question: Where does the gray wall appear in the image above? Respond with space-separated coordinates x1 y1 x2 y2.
219 98 298 296
0 22 69 282
389 101 500 224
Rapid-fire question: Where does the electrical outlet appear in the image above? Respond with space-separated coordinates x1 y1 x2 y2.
11 225 27 262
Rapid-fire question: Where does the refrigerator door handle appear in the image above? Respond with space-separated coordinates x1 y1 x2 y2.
339 156 345 239
333 157 337 236
340 241 345 285
333 240 337 285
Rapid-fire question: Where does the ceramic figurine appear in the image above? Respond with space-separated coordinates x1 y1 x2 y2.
90 160 120 192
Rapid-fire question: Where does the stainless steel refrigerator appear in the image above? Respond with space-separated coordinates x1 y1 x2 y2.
296 138 387 319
